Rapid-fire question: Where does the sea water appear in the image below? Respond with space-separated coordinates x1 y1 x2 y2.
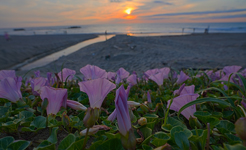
0 22 246 36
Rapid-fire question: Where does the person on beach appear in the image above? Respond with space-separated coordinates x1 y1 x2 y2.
105 30 107 40
4 32 10 41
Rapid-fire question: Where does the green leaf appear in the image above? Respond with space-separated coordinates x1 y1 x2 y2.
142 144 153 150
178 97 231 118
95 138 124 150
197 87 235 107
67 139 84 150
235 73 246 95
0 136 14 149
140 127 152 139
47 127 59 144
31 116 46 129
223 143 246 150
225 133 242 145
151 132 170 147
216 120 235 134
34 140 55 150
89 140 103 150
161 117 186 132
174 132 190 150
58 134 76 150
170 126 193 139
7 140 31 150
0 106 9 116
143 114 159 122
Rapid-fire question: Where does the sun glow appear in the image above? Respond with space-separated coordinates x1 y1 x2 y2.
125 8 132 15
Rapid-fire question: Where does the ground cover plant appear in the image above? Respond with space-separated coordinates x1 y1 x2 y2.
0 65 246 150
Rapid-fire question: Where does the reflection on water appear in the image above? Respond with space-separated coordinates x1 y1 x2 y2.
127 32 189 36
20 35 114 70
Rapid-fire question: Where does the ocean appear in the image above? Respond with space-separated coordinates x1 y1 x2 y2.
0 22 246 36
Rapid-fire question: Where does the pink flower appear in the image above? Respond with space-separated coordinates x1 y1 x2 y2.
80 65 107 80
0 70 16 80
78 78 116 108
127 74 137 85
67 100 87 111
0 77 22 103
40 86 67 115
107 72 116 82
167 94 199 120
34 70 40 77
173 84 196 96
241 68 246 77
31 77 48 96
223 65 242 75
107 109 117 122
58 68 76 82
147 91 151 103
116 68 129 84
149 72 165 86
159 67 170 79
115 85 131 136
220 66 242 82
144 69 159 78
176 71 190 84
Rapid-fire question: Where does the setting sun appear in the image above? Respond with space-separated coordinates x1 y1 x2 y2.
125 8 132 15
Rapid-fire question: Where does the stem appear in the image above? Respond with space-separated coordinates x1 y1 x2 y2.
206 123 210 150
163 97 173 126
237 105 246 117
82 128 90 150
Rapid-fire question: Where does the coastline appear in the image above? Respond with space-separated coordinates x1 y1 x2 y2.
5 33 246 77
0 34 98 70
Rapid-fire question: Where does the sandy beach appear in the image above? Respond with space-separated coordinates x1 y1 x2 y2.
0 34 97 70
1 33 244 76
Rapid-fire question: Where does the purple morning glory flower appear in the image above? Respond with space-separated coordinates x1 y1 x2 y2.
0 70 16 80
107 72 116 82
58 68 76 82
176 71 190 84
40 86 67 115
149 72 165 86
223 65 242 75
78 78 116 109
115 85 132 136
31 77 48 96
127 74 137 85
167 94 199 120
116 68 130 84
0 77 22 103
80 64 107 80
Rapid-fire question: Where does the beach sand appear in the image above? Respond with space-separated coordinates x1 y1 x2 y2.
0 34 97 70
7 33 246 76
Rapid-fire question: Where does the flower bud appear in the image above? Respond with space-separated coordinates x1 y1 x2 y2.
235 117 246 146
80 127 99 136
138 117 147 126
121 129 136 150
136 138 144 144
83 107 100 128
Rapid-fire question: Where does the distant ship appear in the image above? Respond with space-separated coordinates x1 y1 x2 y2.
13 28 25 31
68 26 81 29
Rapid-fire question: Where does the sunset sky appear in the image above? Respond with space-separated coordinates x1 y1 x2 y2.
0 0 245 28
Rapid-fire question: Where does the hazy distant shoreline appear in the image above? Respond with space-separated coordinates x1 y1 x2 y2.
7 33 245 77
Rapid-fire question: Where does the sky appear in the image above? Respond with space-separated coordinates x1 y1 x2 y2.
0 0 246 28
